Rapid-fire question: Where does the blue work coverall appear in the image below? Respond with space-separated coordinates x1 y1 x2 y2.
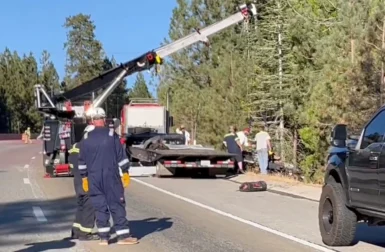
223 133 243 163
68 143 96 239
78 126 131 240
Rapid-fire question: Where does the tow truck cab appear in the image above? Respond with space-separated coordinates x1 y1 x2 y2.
42 115 118 177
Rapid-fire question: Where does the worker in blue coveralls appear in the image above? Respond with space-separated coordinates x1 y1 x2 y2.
69 126 99 241
223 125 245 174
78 107 138 246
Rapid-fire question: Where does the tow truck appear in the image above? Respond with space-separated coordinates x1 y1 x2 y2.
120 98 240 177
34 3 257 177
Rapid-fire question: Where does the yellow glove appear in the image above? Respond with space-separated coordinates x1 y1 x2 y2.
269 151 273 155
121 173 130 188
82 178 89 192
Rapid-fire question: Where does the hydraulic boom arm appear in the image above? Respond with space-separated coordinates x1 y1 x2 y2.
35 3 256 117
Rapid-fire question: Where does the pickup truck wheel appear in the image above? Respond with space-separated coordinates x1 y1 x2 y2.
319 181 357 246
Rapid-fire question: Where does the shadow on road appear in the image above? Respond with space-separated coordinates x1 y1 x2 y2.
161 169 235 180
0 196 76 247
0 196 173 248
130 217 173 239
354 223 385 247
0 196 76 232
12 238 76 252
110 217 173 243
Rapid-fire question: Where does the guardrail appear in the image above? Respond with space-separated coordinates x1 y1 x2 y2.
0 133 39 141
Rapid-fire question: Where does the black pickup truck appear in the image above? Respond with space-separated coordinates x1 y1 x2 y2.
319 108 385 246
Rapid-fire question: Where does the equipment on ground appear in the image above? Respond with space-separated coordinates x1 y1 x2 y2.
34 3 257 177
319 116 385 247
239 181 267 192
243 150 302 180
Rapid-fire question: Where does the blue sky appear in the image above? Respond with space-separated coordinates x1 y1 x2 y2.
0 0 177 95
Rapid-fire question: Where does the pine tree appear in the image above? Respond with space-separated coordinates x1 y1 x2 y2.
21 53 42 132
63 14 105 88
0 49 43 133
130 72 152 99
39 50 60 96
158 0 251 146
0 51 9 132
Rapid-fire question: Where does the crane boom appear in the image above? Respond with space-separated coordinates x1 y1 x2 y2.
35 3 257 117
156 10 249 58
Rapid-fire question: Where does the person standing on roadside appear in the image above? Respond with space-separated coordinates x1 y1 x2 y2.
254 127 272 175
69 126 99 241
78 107 138 246
177 124 191 145
223 126 245 174
24 127 32 144
236 128 250 148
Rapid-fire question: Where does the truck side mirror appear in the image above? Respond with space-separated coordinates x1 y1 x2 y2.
346 135 359 150
169 116 174 127
348 134 359 141
331 124 347 147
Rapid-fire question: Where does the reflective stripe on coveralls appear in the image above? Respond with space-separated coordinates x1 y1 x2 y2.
98 227 111 233
72 223 93 233
68 143 96 237
78 126 131 240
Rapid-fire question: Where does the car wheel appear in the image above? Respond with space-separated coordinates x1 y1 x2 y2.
318 180 357 246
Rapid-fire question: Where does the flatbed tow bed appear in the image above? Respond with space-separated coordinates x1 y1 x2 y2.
128 145 237 177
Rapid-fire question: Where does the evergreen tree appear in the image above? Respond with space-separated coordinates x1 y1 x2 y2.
39 50 60 96
0 49 44 133
63 14 105 88
130 72 152 99
158 0 250 146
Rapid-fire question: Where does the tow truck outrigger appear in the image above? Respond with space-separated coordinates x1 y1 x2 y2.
34 3 257 177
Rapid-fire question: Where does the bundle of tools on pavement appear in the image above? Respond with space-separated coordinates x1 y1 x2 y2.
239 181 267 192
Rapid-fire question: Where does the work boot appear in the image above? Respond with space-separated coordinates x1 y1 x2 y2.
79 233 100 241
70 230 79 239
117 236 139 245
99 239 109 246
238 169 245 174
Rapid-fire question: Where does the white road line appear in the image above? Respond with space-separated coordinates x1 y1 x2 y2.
25 164 39 199
32 206 47 222
23 178 30 184
31 156 35 160
132 178 334 252
29 169 43 199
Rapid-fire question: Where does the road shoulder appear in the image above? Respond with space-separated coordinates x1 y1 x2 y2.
227 173 321 201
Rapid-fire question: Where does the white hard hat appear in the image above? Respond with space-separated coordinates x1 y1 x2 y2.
85 107 106 119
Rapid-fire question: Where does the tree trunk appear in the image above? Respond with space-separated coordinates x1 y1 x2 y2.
277 0 285 161
351 39 355 64
293 129 298 167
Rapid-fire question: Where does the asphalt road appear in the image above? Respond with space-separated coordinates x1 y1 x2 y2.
0 142 384 252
